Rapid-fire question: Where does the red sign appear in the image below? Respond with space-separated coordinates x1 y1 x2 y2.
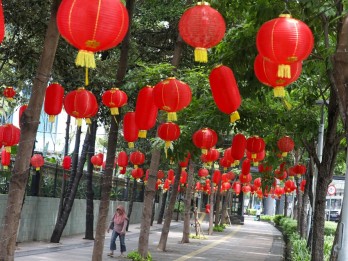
327 185 336 196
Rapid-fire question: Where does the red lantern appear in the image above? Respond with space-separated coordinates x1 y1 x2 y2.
242 185 251 194
198 168 209 179
18 105 28 126
227 171 236 181
300 180 306 192
62 155 72 170
205 203 211 214
295 164 307 177
254 177 262 188
102 88 128 115
57 0 129 84
180 170 188 185
256 14 314 77
219 157 232 170
212 170 221 185
134 86 158 138
209 65 242 122
254 54 302 97
241 158 251 175
232 182 241 195
117 151 128 171
239 173 252 185
179 2 226 63
231 133 246 164
0 124 21 152
277 136 295 157
3 87 16 101
31 154 44 171
157 170 165 180
163 179 171 191
123 112 139 148
153 77 192 121
131 168 144 180
246 136 265 159
192 128 218 154
246 150 265 166
221 182 231 192
64 88 98 126
1 148 10 170
157 122 181 154
167 169 175 183
201 148 220 166
91 153 103 169
44 83 64 122
274 169 287 181
130 151 145 169
274 186 285 199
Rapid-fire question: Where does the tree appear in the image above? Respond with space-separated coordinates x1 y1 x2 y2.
0 0 62 259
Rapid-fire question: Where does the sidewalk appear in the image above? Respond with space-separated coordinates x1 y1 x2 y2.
14 216 284 261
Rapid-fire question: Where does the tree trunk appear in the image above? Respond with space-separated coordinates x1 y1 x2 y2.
157 166 181 251
138 149 160 258
0 1 61 259
208 181 215 235
157 190 168 224
214 178 222 226
300 177 310 238
221 191 231 224
181 160 194 243
296 177 303 232
284 194 288 217
92 116 120 260
126 179 137 231
30 170 41 196
85 121 97 240
51 126 89 243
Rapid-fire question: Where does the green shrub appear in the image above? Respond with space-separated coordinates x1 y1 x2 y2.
324 235 334 261
289 232 311 261
247 209 257 215
324 221 337 236
273 215 284 226
174 201 184 213
260 215 273 222
213 225 224 232
127 250 152 261
279 217 297 236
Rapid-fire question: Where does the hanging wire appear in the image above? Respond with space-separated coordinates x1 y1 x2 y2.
282 0 291 15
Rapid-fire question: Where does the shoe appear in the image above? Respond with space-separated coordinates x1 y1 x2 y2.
107 252 114 257
119 253 125 257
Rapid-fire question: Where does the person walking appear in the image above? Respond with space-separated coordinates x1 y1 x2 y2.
107 205 128 258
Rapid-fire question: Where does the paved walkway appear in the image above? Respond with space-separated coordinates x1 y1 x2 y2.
14 216 284 261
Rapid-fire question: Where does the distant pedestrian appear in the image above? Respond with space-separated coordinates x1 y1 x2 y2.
256 208 261 221
107 205 128 258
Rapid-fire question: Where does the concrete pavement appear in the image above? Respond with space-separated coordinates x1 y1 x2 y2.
14 216 284 260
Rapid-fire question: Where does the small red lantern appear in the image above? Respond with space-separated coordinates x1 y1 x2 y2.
167 169 175 183
180 170 188 185
277 136 295 157
198 168 209 179
209 65 242 123
300 180 306 192
44 83 64 122
192 128 218 154
232 182 241 195
295 164 307 177
131 168 144 180
227 171 236 181
62 155 72 170
117 151 128 171
246 150 265 166
153 77 192 121
91 153 103 169
246 136 265 159
242 185 251 194
219 157 232 170
212 170 221 185
231 133 246 164
64 88 98 126
179 2 226 63
163 179 171 191
0 124 21 152
241 158 251 175
254 177 262 188
239 173 252 185
254 54 302 97
1 148 10 170
3 87 16 101
130 151 145 169
134 86 158 138
256 14 314 78
57 0 129 85
102 88 128 115
157 170 165 180
157 122 181 155
221 182 231 192
18 104 28 126
123 112 139 148
31 154 44 171
201 148 220 166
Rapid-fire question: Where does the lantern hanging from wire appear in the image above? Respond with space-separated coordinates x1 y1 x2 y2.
130 151 145 169
231 133 246 165
277 136 295 157
192 128 218 154
44 83 64 122
117 151 128 171
246 136 265 159
0 124 21 152
178 1 226 63
91 153 103 169
209 65 242 123
3 86 16 101
153 77 192 121
31 154 44 171
123 112 139 148
102 88 128 116
157 122 181 157
57 0 129 85
62 155 72 170
1 148 10 170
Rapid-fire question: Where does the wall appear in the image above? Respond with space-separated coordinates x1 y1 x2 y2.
0 195 156 242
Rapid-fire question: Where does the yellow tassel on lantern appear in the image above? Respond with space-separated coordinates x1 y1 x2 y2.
110 107 119 115
282 152 288 157
194 48 208 63
253 161 259 167
138 130 147 138
48 115 55 123
85 118 92 125
234 160 239 166
3 166 8 170
75 50 96 86
277 64 291 78
167 112 177 122
201 148 208 155
134 165 138 169
5 146 11 153
76 118 83 126
230 111 240 123
36 167 40 171
128 142 134 148
273 87 285 97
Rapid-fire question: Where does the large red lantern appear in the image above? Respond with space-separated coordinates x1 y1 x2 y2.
153 77 192 121
31 154 44 171
192 128 218 154
130 151 145 169
117 151 128 171
3 87 16 101
44 83 64 122
256 14 314 78
123 112 139 148
57 0 129 85
134 86 158 138
102 88 128 115
209 65 242 123
0 124 21 152
246 136 265 159
231 133 246 164
62 155 72 170
179 2 226 63
1 148 10 170
277 136 295 157
157 122 181 154
254 54 302 97
64 87 98 126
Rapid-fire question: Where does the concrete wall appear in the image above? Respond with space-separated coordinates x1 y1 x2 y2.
0 195 156 242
